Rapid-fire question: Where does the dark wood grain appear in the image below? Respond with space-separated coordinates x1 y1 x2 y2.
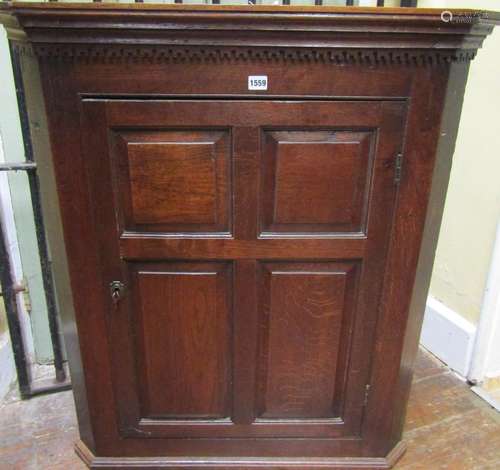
390 62 472 448
256 262 357 420
132 262 232 420
113 129 231 234
6 3 499 57
77 98 404 443
260 130 373 234
3 4 497 468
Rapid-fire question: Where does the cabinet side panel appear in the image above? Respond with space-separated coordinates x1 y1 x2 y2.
18 50 96 448
392 62 471 443
362 64 471 455
38 65 120 453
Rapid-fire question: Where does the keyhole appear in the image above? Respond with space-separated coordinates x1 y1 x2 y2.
109 281 125 305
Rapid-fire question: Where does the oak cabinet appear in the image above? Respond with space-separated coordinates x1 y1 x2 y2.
3 4 498 469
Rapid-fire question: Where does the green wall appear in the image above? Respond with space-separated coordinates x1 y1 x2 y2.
0 25 53 363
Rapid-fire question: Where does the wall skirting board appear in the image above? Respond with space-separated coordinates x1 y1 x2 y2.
420 296 476 378
423 222 500 385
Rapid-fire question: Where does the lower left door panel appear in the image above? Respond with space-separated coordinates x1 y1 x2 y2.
113 261 234 437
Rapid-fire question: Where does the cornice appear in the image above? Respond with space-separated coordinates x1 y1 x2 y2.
11 43 477 67
0 10 25 41
4 4 499 65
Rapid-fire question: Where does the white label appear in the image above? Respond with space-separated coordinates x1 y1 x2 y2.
248 75 268 91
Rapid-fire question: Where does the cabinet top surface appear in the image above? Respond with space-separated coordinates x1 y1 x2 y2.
3 2 498 16
4 2 499 22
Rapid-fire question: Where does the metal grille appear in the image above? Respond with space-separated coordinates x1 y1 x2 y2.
0 43 71 399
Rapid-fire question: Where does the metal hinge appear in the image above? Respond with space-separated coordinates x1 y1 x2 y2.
394 153 403 185
364 384 371 407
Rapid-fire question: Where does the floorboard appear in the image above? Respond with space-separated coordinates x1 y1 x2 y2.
0 348 499 469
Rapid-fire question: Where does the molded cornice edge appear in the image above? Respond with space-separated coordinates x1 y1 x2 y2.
3 4 500 65
0 10 25 41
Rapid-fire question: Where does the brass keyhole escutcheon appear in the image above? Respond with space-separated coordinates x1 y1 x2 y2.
110 281 126 305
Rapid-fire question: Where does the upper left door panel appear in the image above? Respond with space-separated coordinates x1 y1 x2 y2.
93 112 233 236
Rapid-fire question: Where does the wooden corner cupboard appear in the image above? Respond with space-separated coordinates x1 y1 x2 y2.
2 3 499 469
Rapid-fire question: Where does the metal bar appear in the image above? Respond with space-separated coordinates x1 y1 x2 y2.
27 381 72 397
0 162 37 172
26 172 66 381
0 283 26 295
9 42 68 386
0 215 31 399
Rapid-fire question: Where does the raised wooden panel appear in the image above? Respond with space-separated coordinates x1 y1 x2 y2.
130 262 232 420
260 131 374 235
256 262 358 420
128 143 216 225
113 130 231 234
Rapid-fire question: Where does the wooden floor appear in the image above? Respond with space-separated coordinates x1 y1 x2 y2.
1 348 499 469
400 349 500 469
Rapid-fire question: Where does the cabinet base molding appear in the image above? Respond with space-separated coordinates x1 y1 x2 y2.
75 440 407 470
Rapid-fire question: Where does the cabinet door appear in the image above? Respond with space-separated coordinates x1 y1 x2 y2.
81 99 405 443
